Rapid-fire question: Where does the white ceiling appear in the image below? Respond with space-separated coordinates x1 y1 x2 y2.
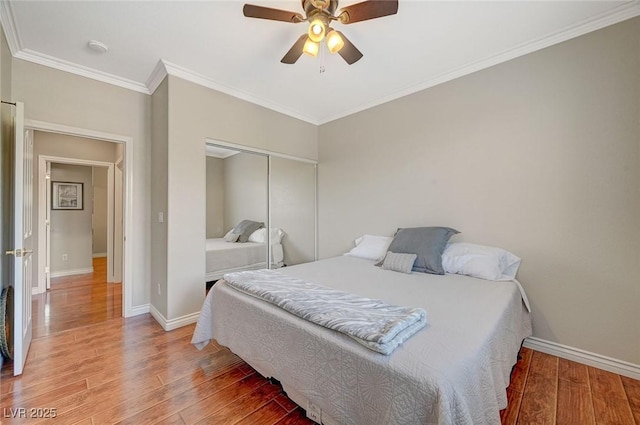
205 144 241 158
2 1 639 124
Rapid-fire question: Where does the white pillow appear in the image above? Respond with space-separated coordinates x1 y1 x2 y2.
223 228 236 242
248 227 285 244
345 235 393 261
442 242 521 281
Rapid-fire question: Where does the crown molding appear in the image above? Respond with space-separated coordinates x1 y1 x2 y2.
146 59 168 95
0 0 22 55
162 60 319 125
14 48 150 94
1 0 151 94
316 1 640 124
2 1 638 124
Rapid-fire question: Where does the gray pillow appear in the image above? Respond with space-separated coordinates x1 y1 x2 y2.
381 251 417 274
378 227 459 275
230 220 264 243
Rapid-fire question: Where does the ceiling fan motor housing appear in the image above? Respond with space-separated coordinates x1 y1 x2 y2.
303 0 338 18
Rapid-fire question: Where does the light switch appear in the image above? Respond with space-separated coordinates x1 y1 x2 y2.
158 212 164 223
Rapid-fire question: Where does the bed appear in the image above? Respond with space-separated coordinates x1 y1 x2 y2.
192 255 532 425
205 237 284 281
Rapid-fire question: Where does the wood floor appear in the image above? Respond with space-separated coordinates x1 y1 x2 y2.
501 347 640 425
1 262 639 424
31 257 121 338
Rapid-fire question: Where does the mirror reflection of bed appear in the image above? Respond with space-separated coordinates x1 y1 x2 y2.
205 143 316 291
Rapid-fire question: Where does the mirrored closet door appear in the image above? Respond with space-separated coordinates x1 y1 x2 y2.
270 156 316 266
205 142 316 283
205 145 268 282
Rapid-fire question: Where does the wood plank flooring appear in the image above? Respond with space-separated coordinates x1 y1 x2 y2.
1 262 639 424
31 258 121 338
1 316 311 424
501 348 639 425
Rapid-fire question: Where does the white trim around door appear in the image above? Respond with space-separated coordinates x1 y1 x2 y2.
25 120 136 318
37 155 115 291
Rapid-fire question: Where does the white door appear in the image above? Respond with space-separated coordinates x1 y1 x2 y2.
5 102 33 376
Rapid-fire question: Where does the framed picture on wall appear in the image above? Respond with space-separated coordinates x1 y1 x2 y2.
52 181 84 210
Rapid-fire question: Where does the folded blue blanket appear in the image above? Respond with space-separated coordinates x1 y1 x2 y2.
223 269 428 355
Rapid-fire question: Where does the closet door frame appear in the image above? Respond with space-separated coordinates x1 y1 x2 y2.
205 139 318 265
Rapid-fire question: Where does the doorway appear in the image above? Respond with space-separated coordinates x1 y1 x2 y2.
33 134 123 337
25 120 137 328
37 156 118 291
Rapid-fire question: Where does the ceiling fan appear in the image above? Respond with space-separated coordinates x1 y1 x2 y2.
243 0 398 65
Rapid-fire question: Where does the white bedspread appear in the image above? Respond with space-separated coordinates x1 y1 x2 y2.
205 238 284 280
192 256 532 425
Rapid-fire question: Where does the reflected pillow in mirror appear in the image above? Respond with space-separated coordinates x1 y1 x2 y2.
248 227 286 244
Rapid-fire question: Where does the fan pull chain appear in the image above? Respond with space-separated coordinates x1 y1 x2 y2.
319 42 326 74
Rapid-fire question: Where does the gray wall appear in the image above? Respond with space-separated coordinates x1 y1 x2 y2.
318 17 640 364
223 152 268 232
150 78 168 316
205 156 224 238
50 164 93 274
13 59 151 309
153 75 318 321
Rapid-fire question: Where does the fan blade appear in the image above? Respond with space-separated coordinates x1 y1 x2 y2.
338 0 398 24
281 35 308 64
243 4 304 23
336 31 363 65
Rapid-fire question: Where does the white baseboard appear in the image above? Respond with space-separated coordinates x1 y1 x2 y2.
50 267 94 278
149 304 200 331
524 337 640 380
32 286 44 295
130 303 150 316
92 253 107 258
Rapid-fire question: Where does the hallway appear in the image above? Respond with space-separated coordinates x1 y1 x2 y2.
31 257 121 338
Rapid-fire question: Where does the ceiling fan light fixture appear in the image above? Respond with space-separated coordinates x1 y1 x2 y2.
326 30 344 54
243 0 399 65
303 38 320 57
308 19 325 42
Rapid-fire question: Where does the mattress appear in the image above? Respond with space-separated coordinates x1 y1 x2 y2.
192 255 532 425
205 238 284 281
